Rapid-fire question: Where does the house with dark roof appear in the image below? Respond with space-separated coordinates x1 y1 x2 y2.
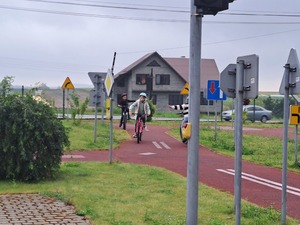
113 52 221 112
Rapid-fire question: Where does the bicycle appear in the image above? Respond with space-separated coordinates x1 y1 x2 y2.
119 105 128 130
134 114 145 144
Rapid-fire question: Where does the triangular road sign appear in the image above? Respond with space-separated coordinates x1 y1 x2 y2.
279 48 300 95
61 77 75 89
180 83 189 95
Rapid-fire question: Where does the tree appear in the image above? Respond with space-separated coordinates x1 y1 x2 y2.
0 76 14 97
68 90 89 125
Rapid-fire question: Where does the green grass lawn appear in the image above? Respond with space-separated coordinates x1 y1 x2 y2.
1 119 300 224
167 121 300 172
1 162 297 225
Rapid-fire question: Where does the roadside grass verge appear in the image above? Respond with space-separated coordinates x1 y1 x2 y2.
1 162 298 225
63 120 131 151
166 121 300 172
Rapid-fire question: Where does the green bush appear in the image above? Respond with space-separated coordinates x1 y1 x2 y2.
0 81 69 181
147 99 156 122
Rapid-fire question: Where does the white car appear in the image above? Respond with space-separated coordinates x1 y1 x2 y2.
222 105 272 123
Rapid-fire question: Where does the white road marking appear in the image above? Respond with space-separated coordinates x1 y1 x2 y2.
152 141 162 149
217 169 300 197
160 141 171 149
139 152 157 156
152 141 171 149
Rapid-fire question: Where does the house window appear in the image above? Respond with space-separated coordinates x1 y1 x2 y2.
169 95 183 105
156 74 170 85
136 74 147 85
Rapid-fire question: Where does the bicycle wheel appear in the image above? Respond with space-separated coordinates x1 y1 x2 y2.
122 113 127 130
139 123 143 141
137 122 141 143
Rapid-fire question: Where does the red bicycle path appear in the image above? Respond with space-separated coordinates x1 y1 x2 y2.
63 123 300 220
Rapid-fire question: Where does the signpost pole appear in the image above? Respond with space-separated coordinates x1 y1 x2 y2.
214 100 217 141
101 79 105 124
234 59 244 225
94 75 99 143
109 52 116 164
66 89 70 119
62 89 65 119
281 66 290 225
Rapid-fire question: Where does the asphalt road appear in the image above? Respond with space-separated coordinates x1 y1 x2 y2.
63 123 300 220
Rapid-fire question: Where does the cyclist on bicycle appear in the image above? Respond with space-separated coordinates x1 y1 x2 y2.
117 93 134 127
129 92 151 138
169 97 189 124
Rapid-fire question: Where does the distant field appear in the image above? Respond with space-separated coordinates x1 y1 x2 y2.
41 89 90 108
11 88 91 108
14 88 281 111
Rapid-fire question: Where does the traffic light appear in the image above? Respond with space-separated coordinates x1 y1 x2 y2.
194 0 234 15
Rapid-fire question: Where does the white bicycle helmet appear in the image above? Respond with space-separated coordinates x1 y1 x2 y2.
139 92 147 98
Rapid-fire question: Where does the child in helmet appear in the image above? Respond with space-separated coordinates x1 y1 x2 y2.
117 93 134 127
129 92 151 138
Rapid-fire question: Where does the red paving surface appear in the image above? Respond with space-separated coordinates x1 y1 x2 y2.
63 124 300 220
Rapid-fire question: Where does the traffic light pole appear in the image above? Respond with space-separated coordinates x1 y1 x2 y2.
187 1 234 224
186 1 201 224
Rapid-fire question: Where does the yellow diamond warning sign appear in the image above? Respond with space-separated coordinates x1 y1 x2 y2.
61 77 75 89
105 69 114 96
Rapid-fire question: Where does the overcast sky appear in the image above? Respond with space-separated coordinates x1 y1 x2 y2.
1 0 300 91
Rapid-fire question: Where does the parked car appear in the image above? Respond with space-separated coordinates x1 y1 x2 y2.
222 105 272 123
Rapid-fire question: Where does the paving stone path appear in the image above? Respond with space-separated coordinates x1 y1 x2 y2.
0 194 91 225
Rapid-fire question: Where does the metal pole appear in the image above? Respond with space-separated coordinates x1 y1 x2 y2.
101 79 105 124
94 75 99 143
282 66 290 225
66 89 70 119
62 89 65 119
109 97 113 163
214 100 217 141
207 100 210 122
186 1 201 224
109 52 116 164
234 60 244 225
295 125 298 164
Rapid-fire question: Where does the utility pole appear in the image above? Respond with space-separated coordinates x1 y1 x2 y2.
187 1 234 224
